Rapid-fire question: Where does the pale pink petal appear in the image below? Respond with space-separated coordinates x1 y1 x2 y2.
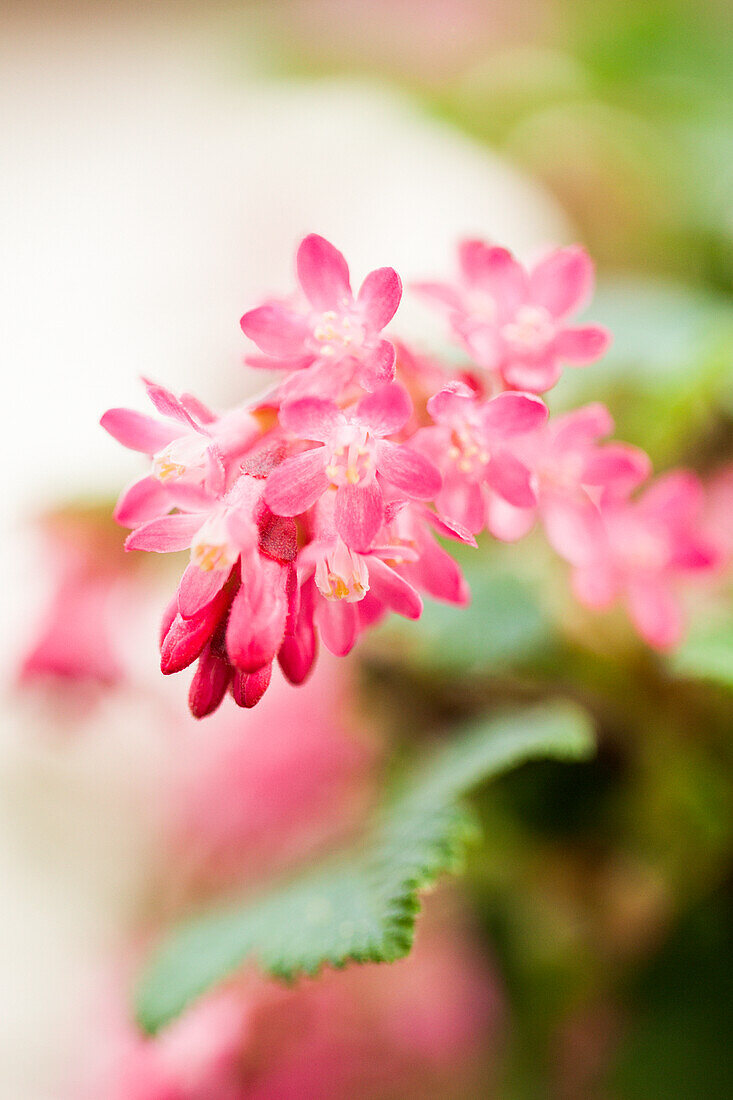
411 281 463 310
554 325 611 364
114 476 171 526
100 408 178 453
280 397 343 442
551 403 614 450
358 338 397 390
422 509 478 547
180 393 217 424
571 563 617 609
485 495 536 542
296 233 352 309
125 512 204 553
437 478 486 534
641 470 703 523
502 356 562 393
529 246 595 318
335 480 384 551
541 493 606 566
480 391 548 437
240 304 310 357
402 536 470 605
357 266 402 331
374 440 442 500
316 598 358 656
367 557 423 619
626 578 683 649
459 241 528 313
484 451 536 509
264 448 329 516
464 324 503 370
178 562 230 619
582 444 651 497
426 382 474 424
143 379 198 427
354 382 412 437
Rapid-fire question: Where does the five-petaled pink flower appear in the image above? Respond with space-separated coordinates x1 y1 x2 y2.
414 382 548 534
241 233 403 393
415 240 611 393
101 379 258 526
264 382 441 551
571 471 719 648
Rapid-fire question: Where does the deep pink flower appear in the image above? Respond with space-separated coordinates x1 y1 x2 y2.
415 240 610 393
264 383 441 551
413 381 548 534
571 471 719 648
101 379 259 526
241 233 403 393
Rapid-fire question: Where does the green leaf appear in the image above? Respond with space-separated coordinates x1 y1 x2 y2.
671 620 733 689
135 702 594 1035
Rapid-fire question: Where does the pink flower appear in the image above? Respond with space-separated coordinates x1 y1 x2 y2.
486 403 652 566
415 240 610 393
413 381 548 534
264 383 441 551
241 233 403 393
571 471 719 648
101 380 259 527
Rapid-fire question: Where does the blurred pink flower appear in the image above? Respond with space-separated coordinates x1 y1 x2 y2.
415 240 610 393
571 471 719 648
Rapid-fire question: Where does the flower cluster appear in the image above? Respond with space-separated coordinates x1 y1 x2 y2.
103 234 719 716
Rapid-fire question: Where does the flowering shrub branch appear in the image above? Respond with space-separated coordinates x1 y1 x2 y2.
102 234 720 717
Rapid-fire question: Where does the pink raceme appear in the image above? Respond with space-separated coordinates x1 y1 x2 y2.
100 233 720 715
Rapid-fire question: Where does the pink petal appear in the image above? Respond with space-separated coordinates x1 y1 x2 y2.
459 241 528 313
357 267 402 331
367 557 423 619
180 392 216 424
100 408 178 453
437 477 486 535
571 563 617 609
188 645 232 719
335 481 384 551
402 535 470 605
626 578 683 649
358 338 397 391
280 396 343 442
485 495 536 542
177 561 230 619
480 391 548 438
551 403 614 450
296 233 352 310
484 451 536 509
143 379 197 427
374 440 442 500
240 304 310 358
502 356 562 393
529 245 595 318
582 444 651 497
316 598 359 656
541 493 606 566
426 382 474 424
422 509 478 547
354 382 412 437
411 281 463 310
114 476 171 526
125 512 204 553
264 448 329 516
641 470 703 524
554 325 611 364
